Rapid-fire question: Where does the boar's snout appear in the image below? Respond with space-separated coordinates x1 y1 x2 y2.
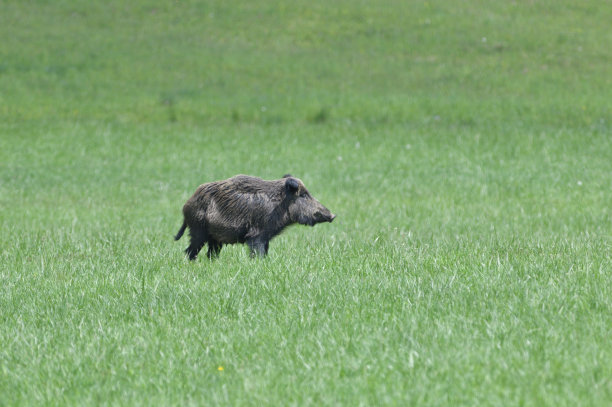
313 206 335 225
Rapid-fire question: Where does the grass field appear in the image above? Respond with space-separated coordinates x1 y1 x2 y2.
1 0 611 405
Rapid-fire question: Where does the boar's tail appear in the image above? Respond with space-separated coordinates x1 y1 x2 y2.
174 220 187 241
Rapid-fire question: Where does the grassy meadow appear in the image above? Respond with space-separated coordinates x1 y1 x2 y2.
1 0 611 405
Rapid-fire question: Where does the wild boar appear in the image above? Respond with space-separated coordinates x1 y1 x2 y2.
175 174 335 260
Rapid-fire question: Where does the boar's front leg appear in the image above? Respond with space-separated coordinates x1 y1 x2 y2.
247 237 269 257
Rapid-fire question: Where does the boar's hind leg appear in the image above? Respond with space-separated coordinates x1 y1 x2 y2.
185 226 207 261
247 238 269 258
207 240 223 259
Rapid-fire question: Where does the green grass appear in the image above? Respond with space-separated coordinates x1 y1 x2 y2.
1 0 611 405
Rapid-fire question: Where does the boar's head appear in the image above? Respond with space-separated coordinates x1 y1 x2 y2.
285 176 335 226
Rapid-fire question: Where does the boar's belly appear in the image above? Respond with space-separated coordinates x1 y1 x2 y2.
207 222 248 244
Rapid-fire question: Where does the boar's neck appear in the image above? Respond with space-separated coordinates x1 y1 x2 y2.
261 199 293 238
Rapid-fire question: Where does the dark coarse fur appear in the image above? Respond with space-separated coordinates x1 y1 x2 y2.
175 174 335 260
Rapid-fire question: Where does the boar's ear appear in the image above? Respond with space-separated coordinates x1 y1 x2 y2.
285 177 299 194
282 174 292 178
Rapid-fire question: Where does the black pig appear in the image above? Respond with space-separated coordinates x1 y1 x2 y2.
175 174 335 260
